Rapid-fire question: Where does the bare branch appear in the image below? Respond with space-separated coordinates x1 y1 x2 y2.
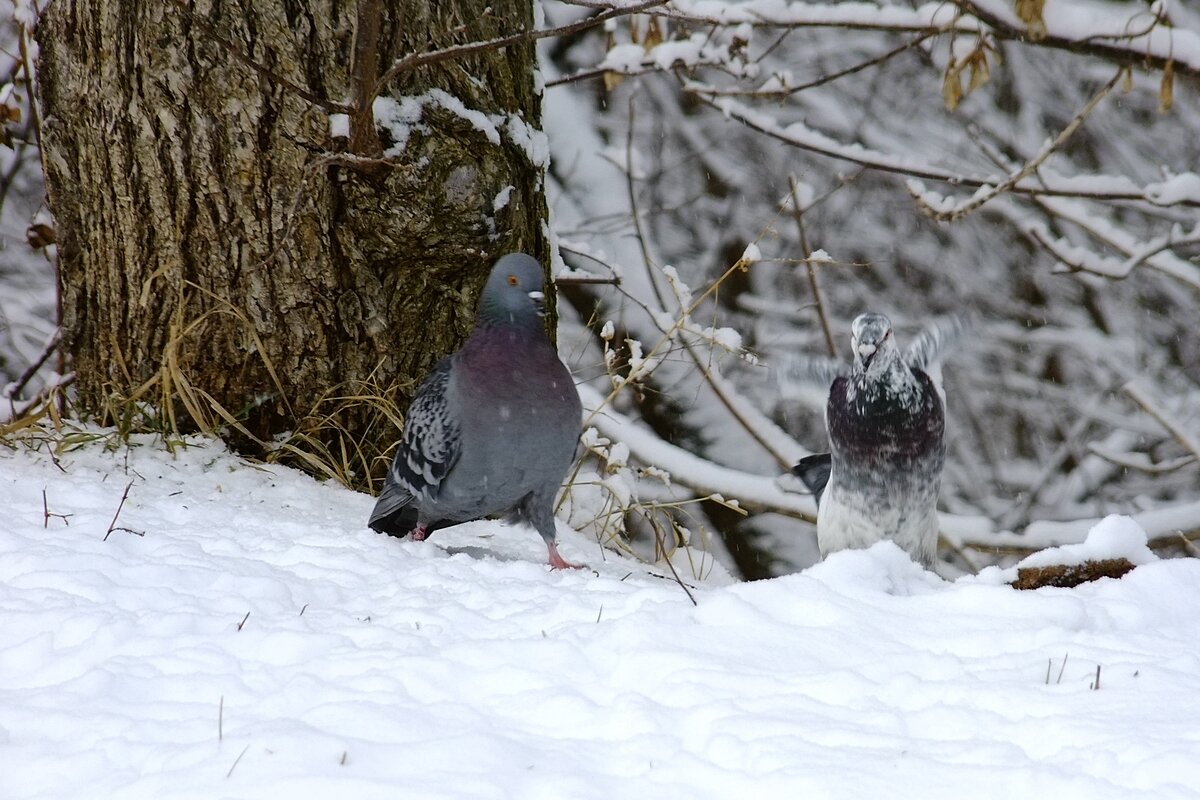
955 0 1196 77
587 0 1199 77
349 0 385 158
909 70 1122 221
1123 381 1200 463
786 177 836 358
374 0 671 96
691 91 1200 208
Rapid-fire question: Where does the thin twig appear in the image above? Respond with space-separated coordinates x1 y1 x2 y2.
954 0 1191 77
625 90 668 311
6 329 62 401
102 480 135 542
617 99 794 470
910 69 1123 221
787 176 837 358
554 274 622 286
626 0 1195 77
1123 381 1200 462
651 522 698 606
15 16 43 151
1086 445 1195 475
686 28 944 99
374 0 670 97
226 745 250 779
691 92 1200 208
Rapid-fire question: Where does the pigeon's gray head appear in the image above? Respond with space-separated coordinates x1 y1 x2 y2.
481 253 548 323
850 312 897 372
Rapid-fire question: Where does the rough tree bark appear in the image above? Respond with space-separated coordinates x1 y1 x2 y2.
36 0 549 486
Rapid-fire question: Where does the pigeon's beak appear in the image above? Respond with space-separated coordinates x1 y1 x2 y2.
528 290 546 317
856 342 877 368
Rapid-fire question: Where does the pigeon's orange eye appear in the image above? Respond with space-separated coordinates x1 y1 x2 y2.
507 275 518 286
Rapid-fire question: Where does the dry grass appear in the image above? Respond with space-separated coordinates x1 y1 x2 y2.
1 279 411 495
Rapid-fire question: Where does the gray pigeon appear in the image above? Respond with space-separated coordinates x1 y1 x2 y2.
369 253 584 569
793 312 965 567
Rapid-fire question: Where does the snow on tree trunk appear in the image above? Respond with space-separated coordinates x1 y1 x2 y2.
36 0 548 483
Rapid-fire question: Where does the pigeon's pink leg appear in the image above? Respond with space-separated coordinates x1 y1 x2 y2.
410 523 429 542
546 540 582 570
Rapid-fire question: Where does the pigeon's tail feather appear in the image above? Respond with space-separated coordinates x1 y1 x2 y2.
368 482 418 536
793 453 833 506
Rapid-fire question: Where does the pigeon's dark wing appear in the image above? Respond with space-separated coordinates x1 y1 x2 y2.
792 452 832 506
905 315 972 372
368 358 461 533
391 357 462 496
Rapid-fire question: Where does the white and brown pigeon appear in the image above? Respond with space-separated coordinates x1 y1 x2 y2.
369 253 584 569
792 312 967 568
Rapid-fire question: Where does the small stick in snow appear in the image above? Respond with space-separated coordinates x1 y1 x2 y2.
340 751 348 766
1056 653 1069 685
226 745 250 779
102 480 137 541
652 531 698 607
219 696 224 741
42 488 71 528
236 611 251 631
596 605 603 624
1091 664 1102 691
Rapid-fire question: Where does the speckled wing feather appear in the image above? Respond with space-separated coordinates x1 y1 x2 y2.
391 357 461 497
777 353 849 388
905 315 971 372
368 358 460 533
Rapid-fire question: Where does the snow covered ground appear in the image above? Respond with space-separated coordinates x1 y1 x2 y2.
3 432 1200 799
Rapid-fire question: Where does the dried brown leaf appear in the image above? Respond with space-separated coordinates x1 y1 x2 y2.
642 18 664 50
1159 60 1174 113
942 63 963 111
27 223 56 249
1015 0 1047 41
967 51 991 94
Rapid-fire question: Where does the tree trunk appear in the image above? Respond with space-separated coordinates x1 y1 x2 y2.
36 0 549 487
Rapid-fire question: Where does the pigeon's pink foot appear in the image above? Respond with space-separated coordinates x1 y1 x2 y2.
410 523 429 542
546 540 583 570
